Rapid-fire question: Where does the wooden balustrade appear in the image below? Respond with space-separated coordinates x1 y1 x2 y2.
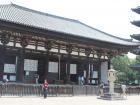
0 83 140 97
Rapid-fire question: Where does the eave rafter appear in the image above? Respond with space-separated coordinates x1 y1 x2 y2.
0 28 137 60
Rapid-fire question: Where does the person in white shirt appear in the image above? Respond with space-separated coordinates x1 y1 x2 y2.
121 84 127 98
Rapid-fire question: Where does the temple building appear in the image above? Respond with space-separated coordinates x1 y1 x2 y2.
0 4 139 84
131 7 140 42
130 7 140 80
131 7 140 56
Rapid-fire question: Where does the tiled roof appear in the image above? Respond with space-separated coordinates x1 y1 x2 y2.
132 7 140 14
131 21 140 28
131 34 140 41
0 4 139 46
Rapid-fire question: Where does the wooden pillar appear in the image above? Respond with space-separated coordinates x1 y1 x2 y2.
44 40 52 80
107 54 114 69
108 60 111 69
16 35 29 82
85 56 90 84
98 62 101 85
0 46 5 81
89 62 93 84
16 49 25 82
44 50 49 80
66 53 71 82
0 31 10 81
66 44 73 83
58 44 61 80
97 53 102 85
58 54 61 80
85 48 91 84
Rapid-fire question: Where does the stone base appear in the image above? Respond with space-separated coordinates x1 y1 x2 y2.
98 93 126 100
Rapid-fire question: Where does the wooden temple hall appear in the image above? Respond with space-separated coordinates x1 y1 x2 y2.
0 4 139 85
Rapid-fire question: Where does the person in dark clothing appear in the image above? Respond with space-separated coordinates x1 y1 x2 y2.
42 79 48 98
99 82 104 96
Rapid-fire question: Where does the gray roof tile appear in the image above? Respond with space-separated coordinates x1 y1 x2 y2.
0 4 139 46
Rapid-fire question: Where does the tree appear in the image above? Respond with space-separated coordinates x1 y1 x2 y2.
136 55 140 64
134 55 140 84
111 55 137 85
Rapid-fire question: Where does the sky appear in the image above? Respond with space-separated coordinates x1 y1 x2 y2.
0 0 140 58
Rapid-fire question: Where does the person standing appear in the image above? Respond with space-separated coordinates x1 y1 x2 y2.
121 84 127 98
42 79 48 99
99 82 104 96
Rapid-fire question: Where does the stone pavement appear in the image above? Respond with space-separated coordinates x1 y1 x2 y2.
0 95 140 105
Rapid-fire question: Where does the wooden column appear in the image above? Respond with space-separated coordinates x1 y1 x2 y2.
107 53 114 69
58 54 61 80
85 56 89 84
44 50 49 80
97 53 102 85
0 45 6 80
108 60 111 69
16 49 25 82
57 44 61 80
85 48 91 84
0 31 10 81
16 35 29 82
66 44 73 83
44 40 52 80
0 46 5 81
98 62 101 85
89 62 93 84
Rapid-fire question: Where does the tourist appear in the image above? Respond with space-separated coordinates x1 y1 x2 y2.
42 79 48 99
3 78 9 83
121 84 127 98
81 76 85 85
99 82 104 96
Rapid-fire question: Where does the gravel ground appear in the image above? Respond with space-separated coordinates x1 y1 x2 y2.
0 95 140 105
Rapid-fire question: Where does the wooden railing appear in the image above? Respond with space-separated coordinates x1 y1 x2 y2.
103 86 140 95
0 83 73 97
0 83 140 97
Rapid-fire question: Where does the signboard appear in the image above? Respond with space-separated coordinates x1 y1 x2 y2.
49 62 58 73
10 75 16 81
93 71 98 78
4 64 16 73
24 59 38 71
70 64 77 74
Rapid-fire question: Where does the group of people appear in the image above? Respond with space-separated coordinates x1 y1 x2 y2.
43 79 127 99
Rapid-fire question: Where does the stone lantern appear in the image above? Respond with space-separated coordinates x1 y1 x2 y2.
99 68 123 100
108 69 117 94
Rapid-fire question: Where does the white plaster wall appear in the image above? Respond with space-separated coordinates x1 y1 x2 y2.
101 61 108 84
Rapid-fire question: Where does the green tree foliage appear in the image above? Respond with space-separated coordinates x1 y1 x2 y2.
136 55 140 64
135 55 140 82
111 55 137 85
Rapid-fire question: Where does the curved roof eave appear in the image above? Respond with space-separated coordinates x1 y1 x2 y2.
0 4 139 46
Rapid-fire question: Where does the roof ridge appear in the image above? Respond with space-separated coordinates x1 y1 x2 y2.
5 3 80 23
0 3 12 7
